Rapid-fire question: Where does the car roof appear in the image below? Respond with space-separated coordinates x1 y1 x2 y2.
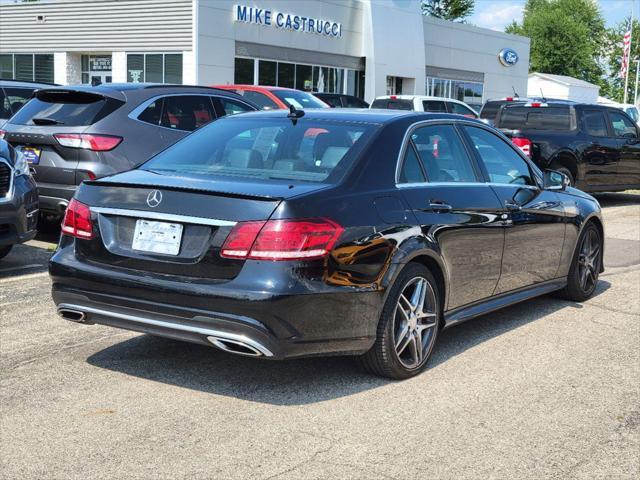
213 84 306 93
0 79 59 88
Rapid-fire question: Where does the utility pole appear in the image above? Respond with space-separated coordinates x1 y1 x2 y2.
635 58 640 105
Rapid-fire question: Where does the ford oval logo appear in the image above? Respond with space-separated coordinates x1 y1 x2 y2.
498 48 519 67
146 190 163 208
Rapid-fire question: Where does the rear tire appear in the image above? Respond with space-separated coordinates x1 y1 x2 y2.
561 223 602 302
0 245 12 260
358 263 441 380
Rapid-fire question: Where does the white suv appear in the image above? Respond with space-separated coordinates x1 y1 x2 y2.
370 95 478 118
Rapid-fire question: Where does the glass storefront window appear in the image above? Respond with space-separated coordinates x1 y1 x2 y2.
234 58 254 84
145 54 163 83
127 54 144 82
126 53 183 83
295 64 312 91
277 62 294 88
164 54 182 84
0 55 12 80
426 76 484 110
0 54 54 83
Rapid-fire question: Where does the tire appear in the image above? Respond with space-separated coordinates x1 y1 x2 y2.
0 245 12 260
358 263 441 380
554 166 575 187
561 222 602 302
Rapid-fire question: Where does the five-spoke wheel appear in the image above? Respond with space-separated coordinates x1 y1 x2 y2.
563 222 602 302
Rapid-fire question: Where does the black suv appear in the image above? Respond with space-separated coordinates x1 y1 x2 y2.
0 79 58 128
0 139 38 259
0 84 257 216
496 101 640 192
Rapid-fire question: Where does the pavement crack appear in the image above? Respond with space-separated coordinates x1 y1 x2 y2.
260 432 335 480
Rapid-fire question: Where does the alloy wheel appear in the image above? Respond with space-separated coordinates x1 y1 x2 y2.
393 276 438 369
577 228 600 293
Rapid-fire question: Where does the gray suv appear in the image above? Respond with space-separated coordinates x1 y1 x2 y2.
0 84 257 216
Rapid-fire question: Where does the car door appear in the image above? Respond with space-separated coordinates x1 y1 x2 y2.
397 122 505 310
461 125 566 294
580 108 621 188
607 110 640 187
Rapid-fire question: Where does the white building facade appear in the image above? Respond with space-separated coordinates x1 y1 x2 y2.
0 0 530 109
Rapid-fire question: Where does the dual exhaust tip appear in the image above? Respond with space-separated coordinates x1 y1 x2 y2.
57 307 268 357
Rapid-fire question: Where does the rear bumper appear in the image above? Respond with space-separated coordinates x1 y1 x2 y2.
0 175 39 247
50 246 382 359
37 182 77 215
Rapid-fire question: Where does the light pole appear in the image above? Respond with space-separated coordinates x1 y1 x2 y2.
635 58 640 105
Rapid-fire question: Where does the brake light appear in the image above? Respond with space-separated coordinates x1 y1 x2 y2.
512 137 532 157
61 199 94 239
54 133 122 151
506 97 514 101
390 95 397 100
0 130 5 140
221 218 343 261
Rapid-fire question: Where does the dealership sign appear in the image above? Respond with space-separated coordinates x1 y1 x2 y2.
498 48 519 67
234 5 342 38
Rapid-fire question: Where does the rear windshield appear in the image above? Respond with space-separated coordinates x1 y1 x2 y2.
479 101 508 120
371 99 414 110
497 106 574 131
271 90 327 109
9 90 122 126
142 117 379 184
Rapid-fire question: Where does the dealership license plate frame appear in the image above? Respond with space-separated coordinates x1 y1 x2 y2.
132 219 183 256
20 146 42 165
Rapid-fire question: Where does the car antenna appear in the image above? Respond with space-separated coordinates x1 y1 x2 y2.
539 88 547 103
287 104 304 124
512 86 519 99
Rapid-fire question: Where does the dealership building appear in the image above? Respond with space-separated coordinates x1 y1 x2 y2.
0 0 530 109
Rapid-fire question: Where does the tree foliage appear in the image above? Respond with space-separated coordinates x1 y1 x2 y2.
421 0 474 22
506 0 606 85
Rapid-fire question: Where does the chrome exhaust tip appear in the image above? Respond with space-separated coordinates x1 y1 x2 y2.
58 308 87 323
206 336 265 357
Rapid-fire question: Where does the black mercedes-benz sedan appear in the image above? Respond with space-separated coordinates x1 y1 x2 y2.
49 109 604 379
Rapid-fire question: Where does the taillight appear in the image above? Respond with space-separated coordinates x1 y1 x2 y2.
54 133 122 151
512 137 532 157
61 199 94 239
0 130 5 140
506 97 513 101
221 218 343 261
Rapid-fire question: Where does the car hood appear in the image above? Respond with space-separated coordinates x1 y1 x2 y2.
87 168 332 200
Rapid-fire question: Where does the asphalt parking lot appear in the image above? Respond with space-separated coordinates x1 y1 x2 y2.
1 192 638 480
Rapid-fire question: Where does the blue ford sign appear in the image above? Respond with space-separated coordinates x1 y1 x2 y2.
498 48 519 67
234 5 342 38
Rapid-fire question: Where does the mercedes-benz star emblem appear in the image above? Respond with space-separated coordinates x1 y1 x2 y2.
146 190 163 208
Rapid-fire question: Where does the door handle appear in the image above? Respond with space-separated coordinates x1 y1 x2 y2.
504 202 522 212
428 200 452 213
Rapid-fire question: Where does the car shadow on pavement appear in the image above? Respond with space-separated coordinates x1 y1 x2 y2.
86 281 611 405
594 191 640 207
0 242 53 279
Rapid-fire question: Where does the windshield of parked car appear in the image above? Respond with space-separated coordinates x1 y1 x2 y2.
625 106 639 122
141 116 380 183
271 90 328 109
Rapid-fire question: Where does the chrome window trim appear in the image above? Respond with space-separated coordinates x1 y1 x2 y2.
0 158 15 204
127 93 255 132
396 181 540 190
91 207 236 227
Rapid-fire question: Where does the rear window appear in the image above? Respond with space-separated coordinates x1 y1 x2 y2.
497 106 574 131
371 99 414 110
479 101 507 120
142 117 379 184
8 90 122 126
1 87 35 119
271 90 327 109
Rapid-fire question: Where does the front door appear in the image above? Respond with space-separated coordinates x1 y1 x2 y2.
397 122 505 310
461 125 566 294
607 110 640 187
581 108 620 188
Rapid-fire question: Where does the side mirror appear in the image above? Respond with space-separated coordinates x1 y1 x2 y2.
543 169 570 191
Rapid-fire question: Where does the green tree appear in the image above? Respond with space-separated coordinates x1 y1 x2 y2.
602 18 640 103
506 0 606 85
421 0 474 22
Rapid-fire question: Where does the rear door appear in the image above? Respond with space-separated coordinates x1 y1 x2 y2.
607 109 640 187
580 108 621 188
4 89 123 188
397 122 505 310
461 124 566 293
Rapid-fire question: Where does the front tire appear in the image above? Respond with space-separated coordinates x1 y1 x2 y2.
0 245 12 260
562 223 602 302
358 263 441 379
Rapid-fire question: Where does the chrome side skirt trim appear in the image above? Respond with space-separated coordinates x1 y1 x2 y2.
57 302 273 356
91 207 236 227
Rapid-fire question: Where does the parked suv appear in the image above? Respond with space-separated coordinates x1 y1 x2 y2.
496 101 640 192
0 139 38 259
0 84 257 216
1 79 58 128
371 95 478 118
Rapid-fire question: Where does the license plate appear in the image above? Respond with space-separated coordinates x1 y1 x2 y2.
132 219 183 256
21 146 42 165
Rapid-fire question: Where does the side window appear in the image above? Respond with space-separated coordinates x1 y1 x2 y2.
422 100 447 113
137 98 164 126
4 88 34 114
160 95 215 131
239 90 279 110
410 124 478 182
609 111 637 138
449 102 477 118
583 110 608 137
399 145 426 183
464 126 534 185
218 97 254 116
345 96 367 108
